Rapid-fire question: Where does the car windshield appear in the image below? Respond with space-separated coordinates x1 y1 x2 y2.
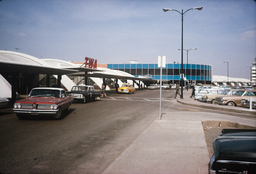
122 84 131 87
71 86 88 91
30 89 60 98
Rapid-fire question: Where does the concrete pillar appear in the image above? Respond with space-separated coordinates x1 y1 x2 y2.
115 78 118 93
46 74 50 87
84 72 88 85
11 73 18 103
57 75 62 88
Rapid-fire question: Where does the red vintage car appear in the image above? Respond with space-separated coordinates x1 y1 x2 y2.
13 87 73 119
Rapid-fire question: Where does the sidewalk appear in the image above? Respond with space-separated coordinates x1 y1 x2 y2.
103 119 209 174
102 89 211 174
102 89 256 174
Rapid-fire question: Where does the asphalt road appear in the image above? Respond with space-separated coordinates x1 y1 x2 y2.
0 89 255 174
0 89 174 174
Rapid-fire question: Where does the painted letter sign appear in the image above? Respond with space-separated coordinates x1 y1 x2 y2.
85 57 97 69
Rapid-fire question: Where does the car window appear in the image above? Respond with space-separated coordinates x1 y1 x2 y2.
30 89 60 98
61 90 66 98
79 86 88 91
71 86 88 91
217 90 224 94
244 91 256 96
234 91 245 96
210 90 218 94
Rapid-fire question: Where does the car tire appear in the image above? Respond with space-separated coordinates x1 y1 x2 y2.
212 99 215 104
227 101 236 107
54 108 62 119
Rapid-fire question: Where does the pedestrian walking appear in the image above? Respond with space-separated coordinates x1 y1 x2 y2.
101 84 107 97
174 82 181 99
190 83 195 98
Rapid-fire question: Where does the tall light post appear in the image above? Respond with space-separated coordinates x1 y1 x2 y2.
179 48 197 85
163 7 203 99
223 61 229 82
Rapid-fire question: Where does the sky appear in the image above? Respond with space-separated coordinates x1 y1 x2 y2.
0 0 255 79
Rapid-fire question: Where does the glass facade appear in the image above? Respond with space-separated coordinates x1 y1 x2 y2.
107 63 212 84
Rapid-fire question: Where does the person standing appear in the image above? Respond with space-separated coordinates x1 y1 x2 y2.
174 82 181 99
190 83 195 98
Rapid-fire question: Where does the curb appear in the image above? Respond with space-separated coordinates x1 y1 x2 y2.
177 99 256 115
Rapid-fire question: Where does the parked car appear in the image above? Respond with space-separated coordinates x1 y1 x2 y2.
13 87 73 119
67 85 101 103
241 97 256 109
198 85 214 92
161 84 170 90
200 89 240 104
148 84 158 90
244 86 254 90
215 90 256 107
234 85 241 89
195 90 211 100
209 129 256 174
195 87 222 101
118 83 135 93
194 85 201 93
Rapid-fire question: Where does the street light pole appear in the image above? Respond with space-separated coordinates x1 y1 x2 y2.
163 7 202 99
179 48 197 88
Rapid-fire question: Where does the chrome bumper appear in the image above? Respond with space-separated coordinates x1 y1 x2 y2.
13 109 58 115
214 101 225 105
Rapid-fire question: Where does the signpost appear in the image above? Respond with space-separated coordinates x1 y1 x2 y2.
158 56 166 120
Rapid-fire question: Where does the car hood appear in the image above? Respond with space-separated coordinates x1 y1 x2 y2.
16 97 62 104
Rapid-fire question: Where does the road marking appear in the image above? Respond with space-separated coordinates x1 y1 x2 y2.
143 98 151 101
101 97 172 102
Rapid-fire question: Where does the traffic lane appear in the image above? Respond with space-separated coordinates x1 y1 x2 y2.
0 90 167 174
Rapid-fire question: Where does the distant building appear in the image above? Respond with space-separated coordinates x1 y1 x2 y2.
252 58 256 84
107 63 212 84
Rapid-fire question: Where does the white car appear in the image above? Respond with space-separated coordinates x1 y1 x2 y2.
195 90 210 100
148 84 158 90
161 84 170 90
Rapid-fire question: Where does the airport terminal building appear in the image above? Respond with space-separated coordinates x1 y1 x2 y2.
107 63 212 84
0 51 251 102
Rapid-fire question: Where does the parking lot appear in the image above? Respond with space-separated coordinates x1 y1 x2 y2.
0 89 256 174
